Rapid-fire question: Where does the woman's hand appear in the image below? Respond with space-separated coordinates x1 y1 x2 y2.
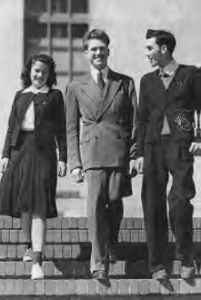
1 158 9 173
58 161 67 177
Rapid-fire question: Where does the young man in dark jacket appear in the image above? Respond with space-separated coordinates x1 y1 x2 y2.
136 29 201 280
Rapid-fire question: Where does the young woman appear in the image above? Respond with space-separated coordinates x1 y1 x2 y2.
0 54 67 279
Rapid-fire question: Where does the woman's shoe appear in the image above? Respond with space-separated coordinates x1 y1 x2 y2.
23 248 32 262
31 263 44 280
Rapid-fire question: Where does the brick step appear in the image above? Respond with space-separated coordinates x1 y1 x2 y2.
1 228 201 244
0 260 200 279
1 219 201 245
0 278 201 297
0 243 201 261
1 216 201 230
0 228 189 244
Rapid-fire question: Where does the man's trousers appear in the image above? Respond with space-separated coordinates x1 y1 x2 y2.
86 168 124 273
142 137 195 273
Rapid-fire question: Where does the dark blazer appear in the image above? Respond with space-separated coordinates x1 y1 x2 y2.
2 89 67 162
65 69 137 172
137 65 201 157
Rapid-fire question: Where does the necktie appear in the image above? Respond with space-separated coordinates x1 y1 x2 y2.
163 73 170 78
97 71 105 91
160 71 170 78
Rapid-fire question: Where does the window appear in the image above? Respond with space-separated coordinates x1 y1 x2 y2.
24 0 89 92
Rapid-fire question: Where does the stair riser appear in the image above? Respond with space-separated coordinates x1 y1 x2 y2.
1 297 201 300
0 243 201 261
1 217 201 231
0 279 201 297
0 259 199 279
1 229 201 244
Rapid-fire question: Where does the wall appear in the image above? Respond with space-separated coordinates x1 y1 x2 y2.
90 0 201 90
0 0 24 152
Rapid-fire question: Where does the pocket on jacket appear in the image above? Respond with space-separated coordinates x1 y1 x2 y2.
178 141 194 161
174 110 193 133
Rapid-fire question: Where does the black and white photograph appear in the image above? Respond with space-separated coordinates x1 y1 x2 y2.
0 0 201 298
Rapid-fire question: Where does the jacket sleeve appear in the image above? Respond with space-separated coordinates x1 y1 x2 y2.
194 67 201 112
54 90 67 163
128 78 138 160
192 67 201 141
2 91 20 159
136 76 150 157
65 83 82 172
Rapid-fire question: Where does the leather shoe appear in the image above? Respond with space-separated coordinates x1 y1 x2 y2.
91 270 108 282
180 265 195 279
152 269 168 280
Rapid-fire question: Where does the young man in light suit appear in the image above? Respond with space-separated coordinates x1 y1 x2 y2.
66 29 137 281
136 29 201 280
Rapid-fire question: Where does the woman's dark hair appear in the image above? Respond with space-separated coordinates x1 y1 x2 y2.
83 29 110 50
20 53 57 88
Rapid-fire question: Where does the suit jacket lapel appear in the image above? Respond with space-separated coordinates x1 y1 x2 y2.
150 66 183 105
96 69 122 120
165 65 184 94
80 74 102 108
149 71 167 109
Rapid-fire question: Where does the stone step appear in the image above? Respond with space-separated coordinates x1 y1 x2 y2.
0 228 184 244
0 278 201 297
0 260 200 279
1 217 201 245
1 227 201 244
0 243 146 261
0 243 201 262
1 216 201 230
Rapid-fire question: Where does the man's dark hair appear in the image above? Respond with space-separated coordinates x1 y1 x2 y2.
146 29 176 54
83 29 110 50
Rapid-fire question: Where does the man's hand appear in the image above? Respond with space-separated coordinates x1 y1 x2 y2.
1 158 9 173
189 142 201 155
135 157 144 174
58 161 67 177
129 160 137 177
71 167 84 183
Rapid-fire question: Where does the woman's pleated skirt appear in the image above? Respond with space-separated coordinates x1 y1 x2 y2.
0 131 58 218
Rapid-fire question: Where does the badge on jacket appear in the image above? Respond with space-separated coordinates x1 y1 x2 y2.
175 112 192 132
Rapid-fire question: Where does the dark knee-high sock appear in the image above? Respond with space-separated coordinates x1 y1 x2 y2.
33 251 42 265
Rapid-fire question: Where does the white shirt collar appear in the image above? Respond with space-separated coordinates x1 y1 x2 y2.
159 59 179 77
22 85 49 94
91 66 109 83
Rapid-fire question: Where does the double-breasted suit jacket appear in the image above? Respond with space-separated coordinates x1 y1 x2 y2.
2 89 67 162
66 69 137 178
137 64 201 157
